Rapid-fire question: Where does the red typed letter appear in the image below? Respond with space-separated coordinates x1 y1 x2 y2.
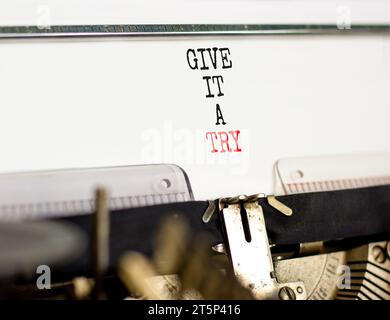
205 132 219 153
229 130 242 152
218 131 231 152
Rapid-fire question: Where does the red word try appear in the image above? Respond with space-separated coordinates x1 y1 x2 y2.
205 130 242 153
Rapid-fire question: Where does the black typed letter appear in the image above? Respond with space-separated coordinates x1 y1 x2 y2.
215 104 226 125
186 49 198 70
203 76 214 98
212 75 224 97
207 47 219 69
220 48 233 69
197 48 209 70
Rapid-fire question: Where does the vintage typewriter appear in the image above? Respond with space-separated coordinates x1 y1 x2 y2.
0 0 390 300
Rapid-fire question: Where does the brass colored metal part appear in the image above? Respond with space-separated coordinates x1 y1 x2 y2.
276 241 390 300
153 216 189 275
387 241 390 259
275 252 346 300
119 252 165 300
299 241 325 256
371 245 387 264
202 200 216 223
279 286 296 300
118 216 253 300
338 241 390 300
267 196 293 216
92 187 110 299
73 277 94 300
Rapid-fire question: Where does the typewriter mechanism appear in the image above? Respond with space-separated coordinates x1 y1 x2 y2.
0 159 389 300
0 1 390 301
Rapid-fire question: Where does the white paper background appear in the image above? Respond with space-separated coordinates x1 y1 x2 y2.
0 34 389 199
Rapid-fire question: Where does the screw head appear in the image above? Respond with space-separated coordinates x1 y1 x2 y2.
296 286 304 294
371 245 386 264
279 286 296 300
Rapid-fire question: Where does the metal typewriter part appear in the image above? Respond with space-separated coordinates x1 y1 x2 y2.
0 164 193 221
219 194 306 300
116 191 390 300
1 164 390 300
209 194 390 300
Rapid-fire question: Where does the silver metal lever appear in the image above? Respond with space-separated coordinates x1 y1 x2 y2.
220 194 307 300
